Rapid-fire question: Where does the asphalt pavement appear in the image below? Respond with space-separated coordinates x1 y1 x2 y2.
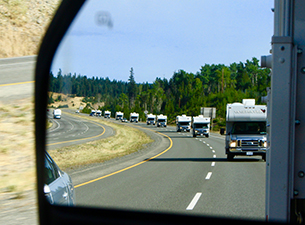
72 121 266 221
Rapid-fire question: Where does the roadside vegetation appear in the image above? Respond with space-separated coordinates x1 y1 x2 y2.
49 58 271 130
48 113 153 170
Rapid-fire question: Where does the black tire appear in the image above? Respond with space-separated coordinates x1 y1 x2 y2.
227 153 234 161
262 154 266 161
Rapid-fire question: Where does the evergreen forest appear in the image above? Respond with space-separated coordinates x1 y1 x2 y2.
49 57 271 129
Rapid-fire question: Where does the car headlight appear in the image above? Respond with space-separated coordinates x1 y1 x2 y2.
230 141 237 148
263 141 267 148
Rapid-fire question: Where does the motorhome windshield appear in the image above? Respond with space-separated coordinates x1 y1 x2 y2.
179 122 190 126
194 123 209 129
231 122 266 135
148 118 155 121
158 119 166 122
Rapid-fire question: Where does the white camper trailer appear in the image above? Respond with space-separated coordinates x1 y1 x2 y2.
146 114 156 125
130 112 139 123
115 111 124 120
156 114 167 127
104 110 111 118
192 115 210 137
176 114 191 132
225 99 267 161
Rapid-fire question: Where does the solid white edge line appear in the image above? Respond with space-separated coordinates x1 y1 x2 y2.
186 192 202 210
205 172 212 179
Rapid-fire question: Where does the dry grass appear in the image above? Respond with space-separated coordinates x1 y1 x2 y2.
49 114 153 170
0 98 35 194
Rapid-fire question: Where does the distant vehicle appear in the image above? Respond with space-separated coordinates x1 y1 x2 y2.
146 113 156 125
121 118 128 123
104 110 111 118
53 109 61 119
130 112 139 122
156 114 167 127
44 152 75 206
96 110 102 117
225 99 267 161
115 111 124 120
75 110 79 114
192 115 210 137
89 109 96 116
176 114 191 132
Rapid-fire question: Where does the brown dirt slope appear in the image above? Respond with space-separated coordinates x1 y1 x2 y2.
0 0 61 58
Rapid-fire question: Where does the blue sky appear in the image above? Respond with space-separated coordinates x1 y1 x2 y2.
51 0 274 83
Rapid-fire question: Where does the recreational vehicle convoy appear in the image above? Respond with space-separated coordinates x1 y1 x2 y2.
115 111 124 120
225 99 267 161
104 110 111 118
176 114 191 132
130 112 139 122
146 114 156 125
157 114 167 127
192 115 210 137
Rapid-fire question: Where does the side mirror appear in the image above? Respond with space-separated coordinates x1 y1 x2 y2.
220 128 225 135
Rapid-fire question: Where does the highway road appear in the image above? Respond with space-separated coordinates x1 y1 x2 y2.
71 120 266 221
0 56 36 103
47 111 115 150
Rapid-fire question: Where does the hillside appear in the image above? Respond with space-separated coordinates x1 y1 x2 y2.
0 0 61 58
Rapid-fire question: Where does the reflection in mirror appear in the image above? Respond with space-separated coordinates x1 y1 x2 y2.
46 0 273 220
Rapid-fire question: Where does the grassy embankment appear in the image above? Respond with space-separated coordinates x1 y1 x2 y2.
48 112 153 170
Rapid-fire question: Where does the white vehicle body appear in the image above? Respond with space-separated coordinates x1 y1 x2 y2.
176 114 191 132
130 112 139 123
156 114 167 127
225 99 267 160
115 111 124 120
104 110 111 118
192 115 210 137
53 109 61 119
146 114 156 125
96 110 102 117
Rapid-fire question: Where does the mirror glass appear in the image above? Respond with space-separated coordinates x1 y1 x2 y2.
46 0 273 220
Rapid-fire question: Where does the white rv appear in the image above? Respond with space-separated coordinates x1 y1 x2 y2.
115 111 124 120
96 110 102 117
156 114 167 127
130 112 139 123
146 114 156 125
192 115 210 137
176 114 191 132
104 110 111 118
225 99 267 161
53 109 61 119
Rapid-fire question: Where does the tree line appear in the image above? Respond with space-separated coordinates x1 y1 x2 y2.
49 57 271 128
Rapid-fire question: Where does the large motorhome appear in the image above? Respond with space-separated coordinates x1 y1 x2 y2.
176 114 191 132
115 111 124 120
130 112 139 123
156 114 167 127
192 115 210 137
53 109 61 119
104 110 111 118
146 114 156 125
225 99 267 161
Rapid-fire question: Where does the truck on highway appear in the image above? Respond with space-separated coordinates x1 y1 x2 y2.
192 115 210 137
156 114 167 127
53 109 61 119
176 114 191 132
146 113 156 125
130 112 139 123
225 99 267 161
104 110 111 118
115 111 124 120
96 110 102 117
90 109 96 116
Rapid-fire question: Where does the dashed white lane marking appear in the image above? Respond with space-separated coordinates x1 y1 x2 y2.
186 192 202 210
209 146 213 149
213 154 216 158
212 150 215 153
211 162 215 166
205 172 212 180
